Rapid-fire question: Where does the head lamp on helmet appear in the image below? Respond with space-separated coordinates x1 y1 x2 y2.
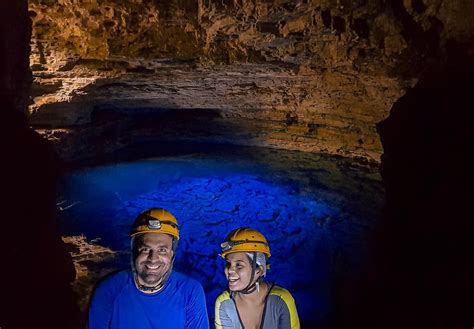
220 228 271 258
220 228 271 295
130 208 179 294
131 207 180 240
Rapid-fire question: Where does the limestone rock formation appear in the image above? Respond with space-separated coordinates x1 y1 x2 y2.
0 0 31 111
63 235 117 312
28 0 474 162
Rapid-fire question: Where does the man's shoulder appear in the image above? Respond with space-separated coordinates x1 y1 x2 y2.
96 269 132 290
171 271 204 290
90 270 132 303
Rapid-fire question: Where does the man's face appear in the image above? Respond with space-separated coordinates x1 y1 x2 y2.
224 252 261 292
134 233 174 288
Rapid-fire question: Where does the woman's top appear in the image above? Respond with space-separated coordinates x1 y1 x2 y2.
214 284 300 329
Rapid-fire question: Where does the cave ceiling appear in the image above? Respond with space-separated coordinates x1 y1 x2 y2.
28 0 474 162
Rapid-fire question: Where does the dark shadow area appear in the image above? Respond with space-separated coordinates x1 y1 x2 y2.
90 105 225 144
372 45 474 329
27 70 254 164
1 101 80 329
1 1 79 328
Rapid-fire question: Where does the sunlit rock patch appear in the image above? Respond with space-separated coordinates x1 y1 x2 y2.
62 235 118 312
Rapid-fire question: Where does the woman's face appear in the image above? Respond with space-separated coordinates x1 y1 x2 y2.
224 252 261 292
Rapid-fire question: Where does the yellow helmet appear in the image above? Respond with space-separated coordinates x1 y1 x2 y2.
131 208 179 240
220 228 271 258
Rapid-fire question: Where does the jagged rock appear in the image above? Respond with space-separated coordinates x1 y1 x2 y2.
26 0 474 163
62 235 118 311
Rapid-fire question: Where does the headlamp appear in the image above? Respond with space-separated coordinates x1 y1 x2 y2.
148 219 161 229
220 241 232 252
220 239 268 253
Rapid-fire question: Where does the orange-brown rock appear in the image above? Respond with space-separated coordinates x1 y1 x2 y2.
28 0 474 162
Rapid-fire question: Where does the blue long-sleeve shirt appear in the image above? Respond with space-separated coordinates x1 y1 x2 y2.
88 270 209 329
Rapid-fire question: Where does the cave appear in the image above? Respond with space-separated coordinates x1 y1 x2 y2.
1 0 473 328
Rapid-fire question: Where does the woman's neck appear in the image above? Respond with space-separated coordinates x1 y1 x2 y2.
236 281 269 303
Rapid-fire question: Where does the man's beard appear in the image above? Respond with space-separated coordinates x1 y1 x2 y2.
139 271 164 286
137 262 168 286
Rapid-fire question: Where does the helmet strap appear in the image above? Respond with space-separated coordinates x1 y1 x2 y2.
133 255 175 294
239 252 261 295
134 276 165 293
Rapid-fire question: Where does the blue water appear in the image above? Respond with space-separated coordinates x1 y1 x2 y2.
59 147 383 325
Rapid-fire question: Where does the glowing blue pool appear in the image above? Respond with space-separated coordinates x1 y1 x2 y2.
59 145 384 326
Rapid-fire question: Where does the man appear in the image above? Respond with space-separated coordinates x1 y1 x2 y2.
88 207 209 329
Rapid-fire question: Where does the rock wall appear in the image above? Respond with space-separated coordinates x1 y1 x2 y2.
373 59 474 329
28 0 474 162
0 0 31 112
1 3 79 328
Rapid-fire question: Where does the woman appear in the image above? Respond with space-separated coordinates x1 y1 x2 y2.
215 228 300 329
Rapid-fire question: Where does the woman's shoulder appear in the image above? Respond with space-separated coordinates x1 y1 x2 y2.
270 284 293 298
267 284 300 327
267 284 296 303
215 289 232 303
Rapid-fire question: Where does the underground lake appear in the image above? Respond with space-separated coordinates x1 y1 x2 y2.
57 143 384 326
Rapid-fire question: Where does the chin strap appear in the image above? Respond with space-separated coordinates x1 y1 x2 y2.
134 276 165 293
134 257 175 294
239 252 261 295
240 278 263 294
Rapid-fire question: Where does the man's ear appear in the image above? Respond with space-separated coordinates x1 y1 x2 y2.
255 265 263 276
171 239 178 256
